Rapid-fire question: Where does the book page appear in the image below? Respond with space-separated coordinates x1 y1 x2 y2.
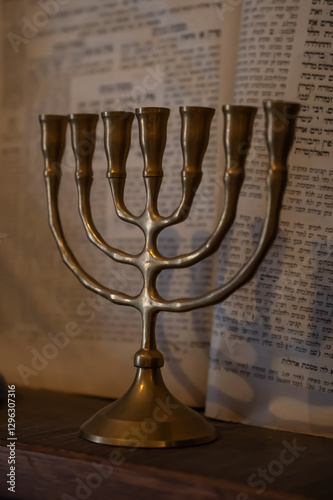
206 0 333 437
0 0 242 406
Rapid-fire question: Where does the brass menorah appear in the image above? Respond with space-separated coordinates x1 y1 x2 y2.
39 101 299 448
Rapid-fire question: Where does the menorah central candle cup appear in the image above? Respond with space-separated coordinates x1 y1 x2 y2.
39 101 299 448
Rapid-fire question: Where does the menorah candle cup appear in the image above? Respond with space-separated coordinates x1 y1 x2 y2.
264 100 301 171
136 107 170 177
39 101 299 447
40 115 68 177
68 114 99 178
180 106 215 175
222 104 257 174
102 111 134 178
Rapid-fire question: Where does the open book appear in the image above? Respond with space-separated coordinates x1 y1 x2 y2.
0 0 332 439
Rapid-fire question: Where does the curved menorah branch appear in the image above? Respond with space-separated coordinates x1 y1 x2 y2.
45 172 135 307
164 171 202 226
108 177 140 224
40 114 137 308
161 163 244 268
102 111 144 225
158 165 287 313
68 113 139 260
158 100 301 313
76 175 136 264
155 106 214 228
161 105 257 268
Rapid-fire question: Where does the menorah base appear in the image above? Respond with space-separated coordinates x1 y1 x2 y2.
79 367 217 447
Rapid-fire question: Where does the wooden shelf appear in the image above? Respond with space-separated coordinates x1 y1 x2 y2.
0 387 332 500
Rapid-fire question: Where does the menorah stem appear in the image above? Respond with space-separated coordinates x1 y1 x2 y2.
134 309 164 368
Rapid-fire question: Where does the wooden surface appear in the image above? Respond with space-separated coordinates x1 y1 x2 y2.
0 387 332 500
